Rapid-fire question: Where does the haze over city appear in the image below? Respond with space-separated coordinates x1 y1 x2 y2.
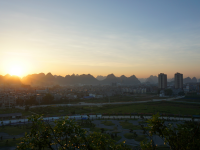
0 0 200 79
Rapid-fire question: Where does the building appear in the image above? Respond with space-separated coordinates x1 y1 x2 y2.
158 73 167 89
174 73 183 89
36 88 49 94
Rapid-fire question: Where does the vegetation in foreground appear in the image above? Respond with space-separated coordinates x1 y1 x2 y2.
16 115 130 150
15 113 200 150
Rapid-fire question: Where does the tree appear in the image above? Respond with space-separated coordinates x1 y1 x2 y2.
25 105 29 111
140 113 200 150
178 91 185 96
164 89 173 96
17 115 130 150
42 93 54 104
16 98 24 106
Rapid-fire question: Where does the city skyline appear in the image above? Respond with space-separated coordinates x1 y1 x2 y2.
1 1 200 78
0 72 199 81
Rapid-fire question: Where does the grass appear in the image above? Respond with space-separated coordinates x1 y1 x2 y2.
124 133 147 142
113 136 122 142
101 121 115 126
112 131 121 134
29 101 200 116
59 94 158 104
89 127 112 132
0 138 21 147
0 125 31 135
134 135 148 142
138 121 147 124
119 121 141 130
0 108 33 117
156 145 170 150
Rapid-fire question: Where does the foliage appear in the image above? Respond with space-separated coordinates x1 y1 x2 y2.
164 89 173 96
16 95 38 106
25 105 29 111
140 113 200 150
17 115 130 150
42 93 54 104
178 91 185 96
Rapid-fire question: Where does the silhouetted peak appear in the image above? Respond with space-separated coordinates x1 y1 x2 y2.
71 74 75 77
107 74 116 78
39 73 45 76
191 77 197 82
120 75 127 79
4 74 11 78
129 75 136 78
46 72 53 76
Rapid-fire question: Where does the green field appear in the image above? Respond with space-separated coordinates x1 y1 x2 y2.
119 121 141 130
101 120 115 126
30 101 200 116
0 125 31 135
124 133 147 142
113 136 122 141
0 138 21 147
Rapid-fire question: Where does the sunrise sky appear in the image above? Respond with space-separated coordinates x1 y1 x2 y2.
0 1 200 78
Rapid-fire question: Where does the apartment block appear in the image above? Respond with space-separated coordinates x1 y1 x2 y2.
158 73 167 89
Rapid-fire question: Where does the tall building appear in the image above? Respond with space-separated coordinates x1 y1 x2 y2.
174 73 183 89
158 73 167 89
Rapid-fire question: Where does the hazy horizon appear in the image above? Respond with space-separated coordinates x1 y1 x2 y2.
1 1 200 79
0 72 199 80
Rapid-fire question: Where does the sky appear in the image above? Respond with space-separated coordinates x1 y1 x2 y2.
0 0 200 79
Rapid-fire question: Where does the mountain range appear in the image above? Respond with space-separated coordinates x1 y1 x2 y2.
21 73 141 86
0 73 199 86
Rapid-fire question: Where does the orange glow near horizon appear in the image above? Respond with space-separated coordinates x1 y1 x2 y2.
1 56 30 78
8 65 23 77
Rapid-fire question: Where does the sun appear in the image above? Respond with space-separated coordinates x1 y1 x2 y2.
9 65 23 77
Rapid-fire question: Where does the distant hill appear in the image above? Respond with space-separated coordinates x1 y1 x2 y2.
191 77 197 83
22 73 99 85
183 77 197 83
0 74 21 85
21 73 140 85
138 78 147 83
168 78 174 82
100 74 140 85
145 75 158 84
96 75 106 81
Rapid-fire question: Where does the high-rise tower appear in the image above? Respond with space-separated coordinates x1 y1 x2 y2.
158 73 167 89
174 73 183 89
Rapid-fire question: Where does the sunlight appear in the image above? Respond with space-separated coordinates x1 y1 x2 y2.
8 65 23 77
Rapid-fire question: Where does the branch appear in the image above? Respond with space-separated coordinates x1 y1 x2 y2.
46 120 64 150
